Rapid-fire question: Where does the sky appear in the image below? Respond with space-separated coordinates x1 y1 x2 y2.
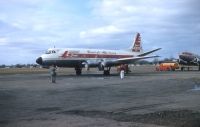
0 0 200 65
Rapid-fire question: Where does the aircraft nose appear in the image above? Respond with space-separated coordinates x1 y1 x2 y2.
36 57 43 65
179 55 183 59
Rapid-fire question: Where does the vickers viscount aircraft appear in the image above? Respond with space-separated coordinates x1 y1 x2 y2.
36 33 161 75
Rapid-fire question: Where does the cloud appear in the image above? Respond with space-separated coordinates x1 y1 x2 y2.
85 0 186 34
0 37 8 46
0 0 200 64
80 25 124 39
81 0 200 53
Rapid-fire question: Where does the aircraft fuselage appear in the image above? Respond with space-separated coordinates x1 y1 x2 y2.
36 48 139 68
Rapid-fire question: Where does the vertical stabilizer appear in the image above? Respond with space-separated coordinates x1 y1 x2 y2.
131 33 143 53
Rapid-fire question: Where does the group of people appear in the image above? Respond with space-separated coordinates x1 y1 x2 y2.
49 65 127 83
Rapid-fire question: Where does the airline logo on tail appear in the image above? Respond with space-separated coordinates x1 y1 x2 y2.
132 33 143 52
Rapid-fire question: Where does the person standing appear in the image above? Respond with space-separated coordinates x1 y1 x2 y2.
50 65 57 83
120 65 125 79
120 69 125 79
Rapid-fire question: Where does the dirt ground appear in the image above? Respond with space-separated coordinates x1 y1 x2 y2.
0 66 200 127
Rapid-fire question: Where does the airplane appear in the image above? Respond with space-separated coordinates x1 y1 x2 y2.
36 33 161 75
178 52 200 70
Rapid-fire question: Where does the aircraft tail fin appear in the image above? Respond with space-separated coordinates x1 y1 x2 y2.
130 33 143 53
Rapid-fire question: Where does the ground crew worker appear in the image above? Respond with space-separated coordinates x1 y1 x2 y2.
50 65 57 83
120 69 125 79
120 65 125 79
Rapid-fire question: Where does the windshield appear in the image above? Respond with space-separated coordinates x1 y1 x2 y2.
45 50 56 54
45 50 51 54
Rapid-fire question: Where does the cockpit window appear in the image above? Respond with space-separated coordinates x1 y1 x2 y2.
182 52 192 56
45 50 56 54
45 50 51 54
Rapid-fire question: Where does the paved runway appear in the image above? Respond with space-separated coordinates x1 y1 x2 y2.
0 67 200 127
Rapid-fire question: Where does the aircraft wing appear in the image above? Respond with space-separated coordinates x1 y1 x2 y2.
115 55 159 64
105 55 159 67
138 48 161 57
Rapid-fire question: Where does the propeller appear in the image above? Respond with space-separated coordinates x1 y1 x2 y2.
98 61 105 71
194 57 200 65
82 62 90 71
195 57 199 62
192 57 200 64
84 63 89 71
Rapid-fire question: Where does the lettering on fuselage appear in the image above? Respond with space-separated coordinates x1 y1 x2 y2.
87 50 116 55
60 50 133 59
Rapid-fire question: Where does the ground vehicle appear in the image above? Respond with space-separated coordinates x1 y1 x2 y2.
156 62 179 71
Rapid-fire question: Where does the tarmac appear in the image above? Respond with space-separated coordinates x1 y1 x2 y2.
0 66 200 127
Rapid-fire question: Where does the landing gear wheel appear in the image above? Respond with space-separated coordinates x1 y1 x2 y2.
124 65 129 74
75 68 82 76
103 70 110 75
103 67 111 76
181 67 184 71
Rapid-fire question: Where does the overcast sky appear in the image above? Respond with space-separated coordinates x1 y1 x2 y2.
0 0 200 65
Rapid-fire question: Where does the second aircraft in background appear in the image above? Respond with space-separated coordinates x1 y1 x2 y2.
178 52 200 70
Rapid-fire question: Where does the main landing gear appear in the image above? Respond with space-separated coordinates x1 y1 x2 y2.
117 64 130 74
75 67 82 76
103 67 111 76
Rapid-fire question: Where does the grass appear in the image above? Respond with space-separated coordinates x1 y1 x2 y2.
0 68 48 75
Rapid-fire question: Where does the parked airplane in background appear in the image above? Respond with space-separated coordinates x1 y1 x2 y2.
178 52 200 70
36 33 161 75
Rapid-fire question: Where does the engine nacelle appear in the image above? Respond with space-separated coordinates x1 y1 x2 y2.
42 66 50 69
98 62 105 71
194 57 200 63
85 63 89 71
82 62 90 71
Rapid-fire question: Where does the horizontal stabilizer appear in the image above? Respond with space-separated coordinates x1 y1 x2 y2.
138 48 161 57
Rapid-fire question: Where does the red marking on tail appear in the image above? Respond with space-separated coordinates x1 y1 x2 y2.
132 33 142 52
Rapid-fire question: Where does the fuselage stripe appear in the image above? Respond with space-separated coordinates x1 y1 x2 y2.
61 53 133 59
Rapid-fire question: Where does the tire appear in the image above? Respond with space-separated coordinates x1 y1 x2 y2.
181 67 184 71
75 68 82 76
103 70 110 75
